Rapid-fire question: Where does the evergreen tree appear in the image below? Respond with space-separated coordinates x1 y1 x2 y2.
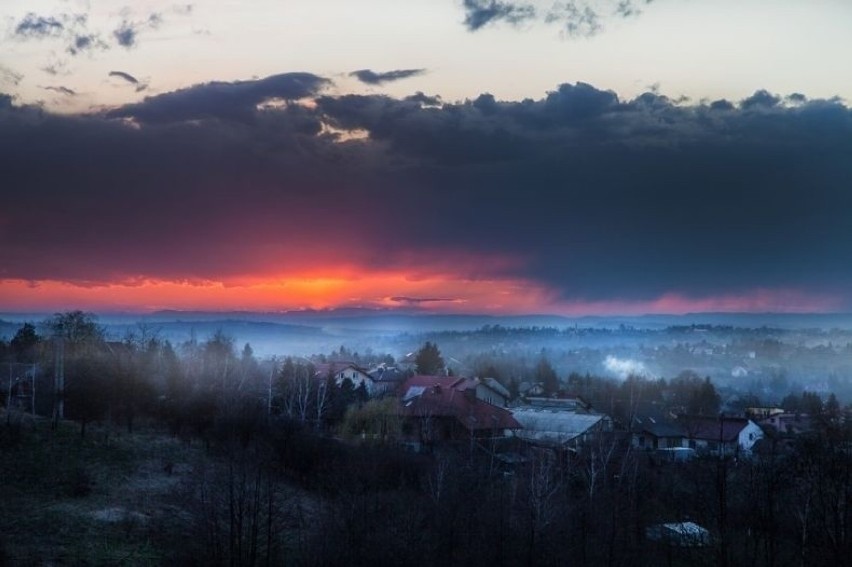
688 376 721 415
415 342 445 375
10 322 41 363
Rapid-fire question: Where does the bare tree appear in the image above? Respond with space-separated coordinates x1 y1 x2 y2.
583 431 618 500
425 456 450 507
314 378 330 429
526 452 563 564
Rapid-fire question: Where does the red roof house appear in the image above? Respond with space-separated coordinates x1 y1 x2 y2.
398 375 520 443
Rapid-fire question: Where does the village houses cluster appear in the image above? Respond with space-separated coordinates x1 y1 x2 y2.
308 359 814 461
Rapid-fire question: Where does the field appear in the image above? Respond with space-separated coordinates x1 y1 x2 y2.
0 411 205 565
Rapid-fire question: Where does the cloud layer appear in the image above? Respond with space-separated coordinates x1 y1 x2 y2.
462 0 655 37
350 69 426 85
1 73 851 311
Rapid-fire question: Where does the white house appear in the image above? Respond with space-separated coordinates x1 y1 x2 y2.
452 377 510 407
681 416 764 455
315 363 376 396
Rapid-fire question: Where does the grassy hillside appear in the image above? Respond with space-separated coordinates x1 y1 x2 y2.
0 412 201 565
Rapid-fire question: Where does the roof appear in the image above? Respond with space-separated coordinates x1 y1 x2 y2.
633 416 686 438
518 381 544 394
366 365 406 383
681 416 753 442
398 376 520 431
314 362 373 380
448 377 509 400
482 377 510 399
511 408 604 446
526 396 591 411
759 413 812 434
403 375 458 389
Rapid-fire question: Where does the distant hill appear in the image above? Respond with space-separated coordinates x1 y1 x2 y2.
4 310 852 358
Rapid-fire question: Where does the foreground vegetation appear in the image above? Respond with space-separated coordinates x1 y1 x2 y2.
2 403 851 566
1 312 851 565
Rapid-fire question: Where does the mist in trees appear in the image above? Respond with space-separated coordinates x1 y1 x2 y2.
2 313 852 566
534 357 560 396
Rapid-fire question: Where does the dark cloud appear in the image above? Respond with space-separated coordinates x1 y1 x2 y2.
614 0 654 18
12 12 110 58
41 85 77 96
12 9 172 55
14 13 65 38
2 79 852 307
109 71 141 84
463 0 537 31
546 2 601 37
741 89 781 109
113 12 165 48
148 13 165 28
390 297 458 305
107 72 331 123
405 92 442 107
350 69 426 85
71 34 93 52
67 33 108 56
113 22 137 47
109 71 148 92
464 0 659 37
709 99 734 111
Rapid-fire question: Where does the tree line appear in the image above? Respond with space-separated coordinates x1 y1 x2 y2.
2 312 851 565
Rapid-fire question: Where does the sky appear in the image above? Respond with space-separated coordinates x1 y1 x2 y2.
1 0 852 315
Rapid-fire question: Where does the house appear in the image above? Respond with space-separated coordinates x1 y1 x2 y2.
453 377 510 408
314 362 376 396
511 407 611 448
759 412 813 436
397 375 521 444
481 377 511 405
680 416 764 455
396 352 418 373
366 364 407 397
745 406 784 421
631 416 687 450
526 394 592 412
518 382 546 397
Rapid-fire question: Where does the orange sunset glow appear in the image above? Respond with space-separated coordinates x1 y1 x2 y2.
0 272 562 314
0 275 840 316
